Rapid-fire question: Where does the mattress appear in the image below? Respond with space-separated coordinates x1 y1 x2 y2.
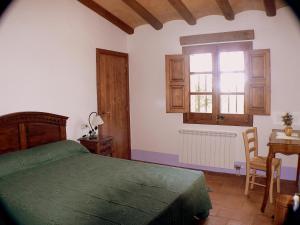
0 141 211 225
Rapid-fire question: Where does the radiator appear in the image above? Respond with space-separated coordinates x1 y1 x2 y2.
179 129 237 169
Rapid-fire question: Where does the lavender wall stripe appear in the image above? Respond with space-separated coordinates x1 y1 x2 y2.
131 149 297 181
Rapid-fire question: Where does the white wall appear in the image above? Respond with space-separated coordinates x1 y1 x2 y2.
128 8 300 168
0 0 127 140
1 2 300 169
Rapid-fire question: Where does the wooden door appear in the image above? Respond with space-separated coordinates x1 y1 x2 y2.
96 49 131 159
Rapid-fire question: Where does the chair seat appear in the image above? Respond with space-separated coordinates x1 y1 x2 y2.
249 156 281 171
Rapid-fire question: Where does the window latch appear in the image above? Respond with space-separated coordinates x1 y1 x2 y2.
217 115 225 121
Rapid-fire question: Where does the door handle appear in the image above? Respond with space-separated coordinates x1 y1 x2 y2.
100 112 110 115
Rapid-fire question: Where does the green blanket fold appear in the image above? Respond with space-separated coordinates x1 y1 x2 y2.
0 141 211 225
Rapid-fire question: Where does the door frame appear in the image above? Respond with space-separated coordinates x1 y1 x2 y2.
96 48 131 159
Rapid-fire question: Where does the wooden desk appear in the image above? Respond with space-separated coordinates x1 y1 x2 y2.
261 129 300 212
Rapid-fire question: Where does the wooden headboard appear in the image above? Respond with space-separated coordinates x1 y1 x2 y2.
0 112 68 154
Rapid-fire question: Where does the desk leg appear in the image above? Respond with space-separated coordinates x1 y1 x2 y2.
261 149 275 212
297 154 300 185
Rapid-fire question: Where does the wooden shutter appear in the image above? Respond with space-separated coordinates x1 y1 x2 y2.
245 49 271 115
165 55 189 113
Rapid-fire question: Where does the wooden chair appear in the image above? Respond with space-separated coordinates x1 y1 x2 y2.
242 127 281 203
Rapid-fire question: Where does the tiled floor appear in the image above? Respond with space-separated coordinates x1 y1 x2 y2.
198 171 298 225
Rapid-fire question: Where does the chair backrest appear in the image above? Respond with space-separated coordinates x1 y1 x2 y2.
242 127 259 164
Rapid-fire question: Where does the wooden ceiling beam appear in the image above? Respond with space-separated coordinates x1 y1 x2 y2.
0 0 13 18
168 0 196 25
263 0 276 16
122 0 162 30
215 0 235 20
78 0 134 34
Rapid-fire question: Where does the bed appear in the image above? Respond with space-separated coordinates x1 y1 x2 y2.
0 112 212 225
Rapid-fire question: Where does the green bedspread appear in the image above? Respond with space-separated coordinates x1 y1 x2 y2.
0 141 211 225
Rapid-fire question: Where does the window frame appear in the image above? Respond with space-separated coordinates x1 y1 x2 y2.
183 42 253 126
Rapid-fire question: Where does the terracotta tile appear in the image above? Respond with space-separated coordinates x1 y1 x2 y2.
210 203 222 216
217 207 253 225
201 171 297 225
202 215 229 225
241 200 261 214
226 219 247 225
251 214 273 225
207 180 224 192
220 183 244 195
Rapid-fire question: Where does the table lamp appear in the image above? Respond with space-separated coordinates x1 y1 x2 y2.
88 112 104 139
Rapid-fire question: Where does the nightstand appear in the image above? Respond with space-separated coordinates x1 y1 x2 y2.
78 136 113 156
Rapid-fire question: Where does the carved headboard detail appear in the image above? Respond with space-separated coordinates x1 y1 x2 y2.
0 112 68 154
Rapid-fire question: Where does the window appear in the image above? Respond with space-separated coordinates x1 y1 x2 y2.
190 52 247 115
165 42 271 126
190 53 213 113
219 51 245 114
183 42 252 125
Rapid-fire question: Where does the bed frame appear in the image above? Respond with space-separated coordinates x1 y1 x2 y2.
0 112 68 154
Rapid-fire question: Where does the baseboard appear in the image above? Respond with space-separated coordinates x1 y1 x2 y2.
131 149 297 181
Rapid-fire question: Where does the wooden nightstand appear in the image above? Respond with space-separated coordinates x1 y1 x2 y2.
78 136 113 156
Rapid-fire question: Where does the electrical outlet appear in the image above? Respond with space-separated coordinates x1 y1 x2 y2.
81 124 88 129
234 164 241 170
234 164 242 176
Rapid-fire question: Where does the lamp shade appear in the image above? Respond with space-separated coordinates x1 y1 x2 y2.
91 114 104 126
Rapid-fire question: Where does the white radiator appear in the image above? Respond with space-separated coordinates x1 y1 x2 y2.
179 129 237 169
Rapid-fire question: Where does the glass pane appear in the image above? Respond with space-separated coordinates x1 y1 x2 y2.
220 73 245 92
190 95 212 113
190 74 212 92
220 51 244 72
220 95 244 114
190 53 212 72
